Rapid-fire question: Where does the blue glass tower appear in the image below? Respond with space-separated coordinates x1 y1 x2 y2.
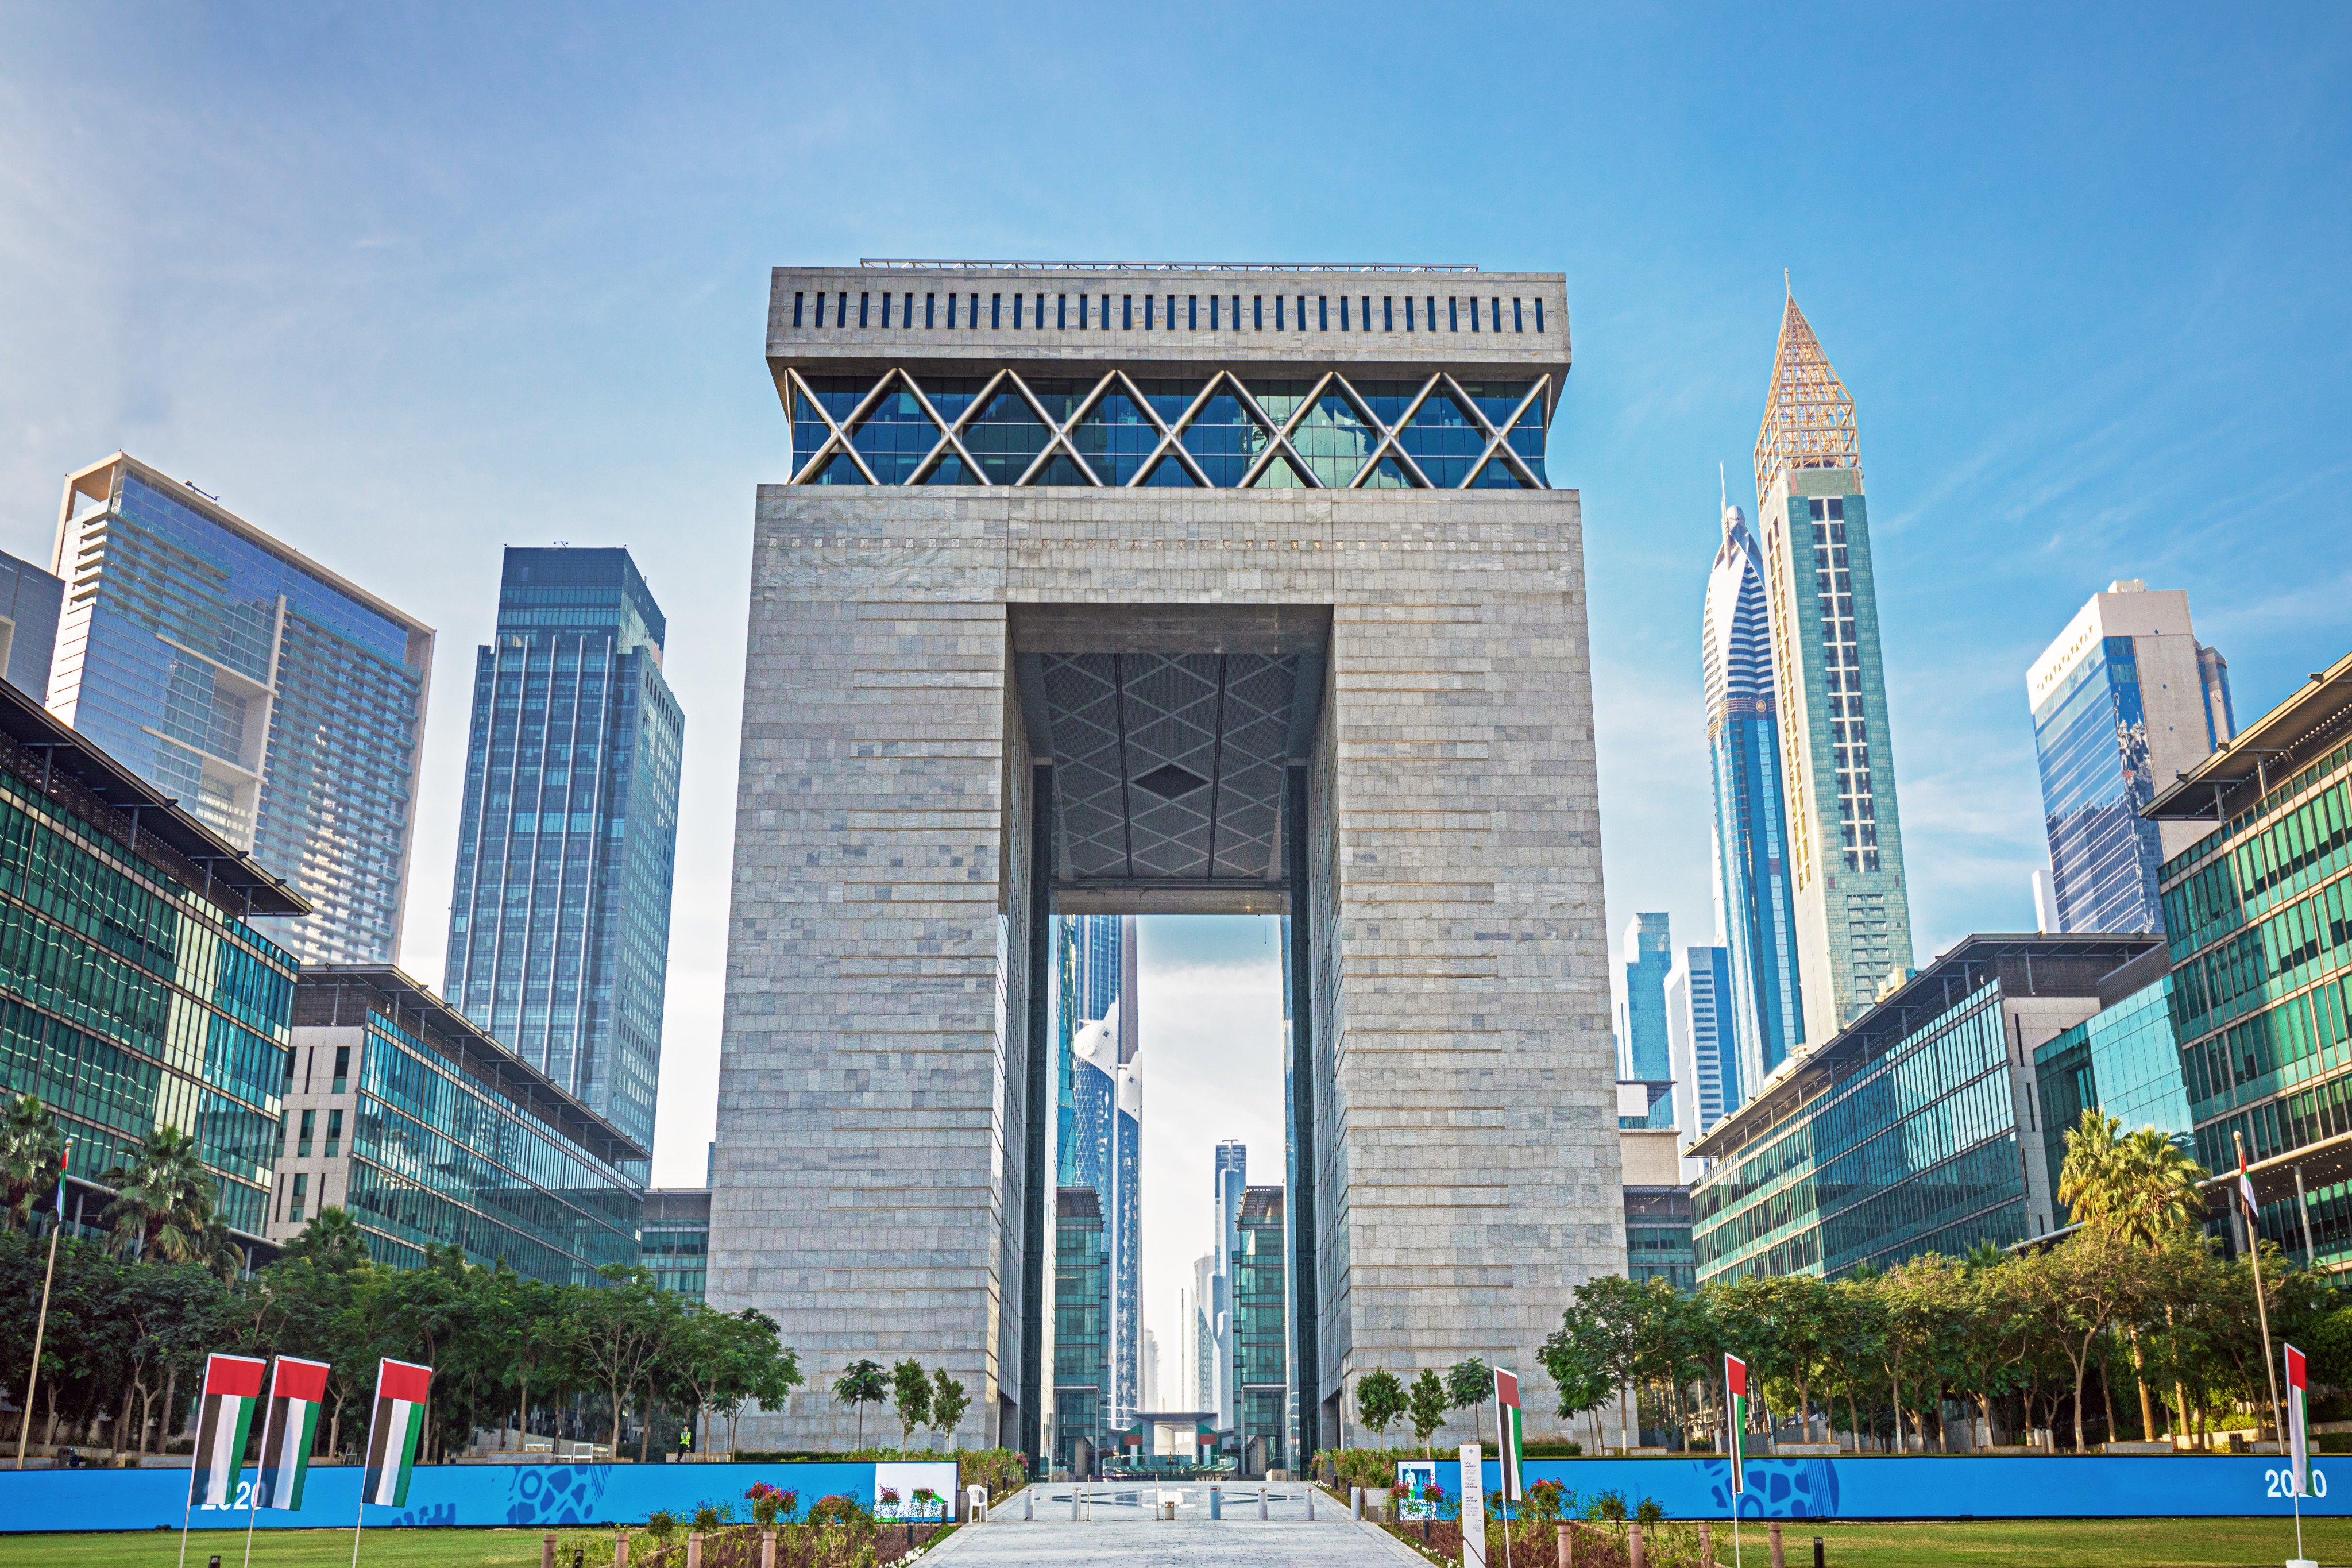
1053 912 1142 1425
443 547 683 1154
1703 499 1804 1098
1618 913 1674 1127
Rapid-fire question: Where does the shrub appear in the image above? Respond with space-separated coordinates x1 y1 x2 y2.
692 1499 733 1533
1594 1489 1627 1523
808 1494 867 1528
644 1511 679 1549
1635 1497 1663 1527
744 1482 795 1529
1527 1479 1568 1523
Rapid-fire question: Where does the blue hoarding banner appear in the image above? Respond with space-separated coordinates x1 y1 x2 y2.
0 1460 933 1534
1501 1456 2347 1520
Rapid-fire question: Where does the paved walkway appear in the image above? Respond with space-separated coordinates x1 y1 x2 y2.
929 1485 1427 1565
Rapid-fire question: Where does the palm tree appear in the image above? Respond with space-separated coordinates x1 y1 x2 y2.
101 1126 218 1262
2056 1109 2208 1444
1 1093 64 1230
280 1206 369 1270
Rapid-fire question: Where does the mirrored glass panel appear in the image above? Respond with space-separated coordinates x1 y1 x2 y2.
1070 391 1160 485
1289 389 1377 487
1400 390 1486 487
964 389 1051 485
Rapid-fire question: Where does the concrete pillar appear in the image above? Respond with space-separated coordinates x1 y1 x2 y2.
542 1533 556 1568
1558 1521 1572 1567
612 1527 629 1568
759 1530 776 1568
685 1534 701 1568
1770 1520 1785 1568
1697 1521 1713 1567
1629 1520 1646 1568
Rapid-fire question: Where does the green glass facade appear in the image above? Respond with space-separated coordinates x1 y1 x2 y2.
1689 936 2166 1284
1234 1185 1287 1473
1625 1187 1696 1291
0 692 300 1243
2158 728 2352 1264
2035 967 2192 1220
283 967 646 1283
1053 1185 1109 1473
639 1188 709 1300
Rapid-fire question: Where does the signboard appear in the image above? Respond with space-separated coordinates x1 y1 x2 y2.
1459 1443 1486 1568
1395 1459 1441 1520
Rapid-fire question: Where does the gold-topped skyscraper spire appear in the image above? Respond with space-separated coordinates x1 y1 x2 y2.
1752 288 1860 505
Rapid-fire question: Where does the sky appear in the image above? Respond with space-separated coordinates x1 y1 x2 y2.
3 5 2349 1338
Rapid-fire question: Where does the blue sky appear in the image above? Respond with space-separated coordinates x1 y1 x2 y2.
3 6 2347 1245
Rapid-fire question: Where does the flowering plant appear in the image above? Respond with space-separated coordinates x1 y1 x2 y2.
744 1482 795 1529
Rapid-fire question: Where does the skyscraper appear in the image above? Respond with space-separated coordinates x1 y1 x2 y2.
442 547 683 1154
1211 1138 1246 1426
48 453 434 967
2027 580 2234 934
1704 493 1804 1094
0 551 63 699
1616 914 1674 1127
1189 1253 1218 1412
1666 946 1737 1142
1752 293 1915 1038
1053 913 1142 1426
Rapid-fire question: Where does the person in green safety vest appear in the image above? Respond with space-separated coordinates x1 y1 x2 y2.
679 1424 692 1458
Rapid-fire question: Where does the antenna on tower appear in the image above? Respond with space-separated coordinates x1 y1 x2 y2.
1784 268 1791 298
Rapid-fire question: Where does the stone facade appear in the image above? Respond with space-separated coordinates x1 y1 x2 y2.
710 266 1623 1455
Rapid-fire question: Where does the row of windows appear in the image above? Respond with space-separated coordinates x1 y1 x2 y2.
792 369 1546 490
794 286 1544 337
2171 871 2352 1040
2165 775 2352 962
2162 739 2352 889
2182 971 2352 1118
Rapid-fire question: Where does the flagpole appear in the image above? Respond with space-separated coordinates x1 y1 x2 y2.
2238 1133 2287 1445
13 1142 68 1472
242 1358 270 1568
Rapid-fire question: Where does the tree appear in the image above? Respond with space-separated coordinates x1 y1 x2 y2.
571 1264 672 1454
279 1207 369 1271
1 1094 63 1230
1538 1308 1615 1457
99 1126 215 1261
2059 1113 2208 1439
890 1358 932 1448
1356 1369 1407 1442
928 1366 970 1450
2037 1226 2158 1451
1570 1275 1646 1452
833 1358 889 1448
1406 1369 1449 1457
1445 1357 1491 1447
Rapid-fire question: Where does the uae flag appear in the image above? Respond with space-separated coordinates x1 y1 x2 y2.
360 1358 433 1508
2287 1342 2311 1497
256 1356 331 1510
1725 1354 1749 1497
1493 1366 1525 1503
188 1354 268 1508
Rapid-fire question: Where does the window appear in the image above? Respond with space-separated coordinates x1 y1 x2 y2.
332 1045 349 1094
1011 294 1023 329
970 292 979 326
1254 296 1264 330
1122 294 1133 329
1210 296 1220 329
991 293 1002 329
1491 298 1503 331
298 1109 315 1157
325 1109 342 1159
792 292 804 327
1276 296 1286 330
1405 298 1416 331
277 1111 289 1157
1340 297 1350 331
1535 298 1546 333
925 293 936 328
284 1048 296 1086
813 292 827 328
1188 295 1198 329
880 292 893 328
1513 298 1523 332
903 291 913 325
947 293 958 329
858 292 870 328
288 1173 307 1225
838 291 848 325
1384 296 1394 331
1319 295 1328 330
1057 294 1067 329
1145 295 1154 329
1449 297 1460 331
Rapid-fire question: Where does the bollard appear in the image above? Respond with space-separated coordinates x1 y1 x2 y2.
1698 1521 1713 1568
1768 1520 1785 1568
1352 1485 1363 1520
685 1532 702 1568
1259 1484 1268 1520
759 1530 777 1568
1072 1482 1082 1521
1211 1484 1222 1520
1558 1521 1572 1567
1813 1535 1825 1568
1629 1519 1646 1568
613 1525 631 1568
1307 1486 1315 1521
543 1533 558 1568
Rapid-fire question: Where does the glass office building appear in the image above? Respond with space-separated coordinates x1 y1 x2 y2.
443 548 684 1154
273 965 646 1281
0 551 63 699
0 677 304 1245
1618 913 1675 1127
2029 582 2233 936
1052 913 1142 1426
2033 949 2190 1219
1689 934 2165 1283
1704 499 1803 1095
1233 1185 1287 1474
1625 1187 1697 1291
640 1188 710 1300
1053 1185 1110 1473
2149 648 2352 1266
48 454 434 967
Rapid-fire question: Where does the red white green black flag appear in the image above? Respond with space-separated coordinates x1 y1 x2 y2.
1726 1354 1749 1497
257 1356 331 1510
188 1354 267 1509
2288 1342 2311 1497
360 1358 432 1508
1493 1366 1524 1503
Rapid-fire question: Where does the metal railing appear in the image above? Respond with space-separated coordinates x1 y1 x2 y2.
859 258 1479 273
